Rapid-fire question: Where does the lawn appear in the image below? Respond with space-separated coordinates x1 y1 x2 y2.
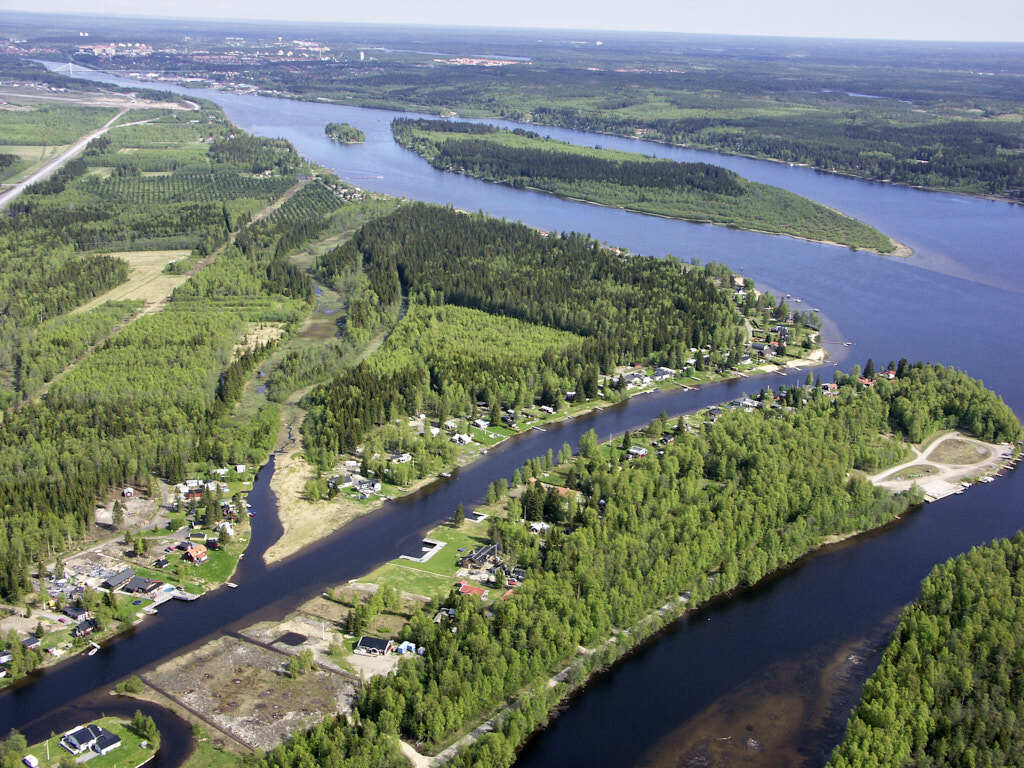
361 521 490 599
23 716 157 768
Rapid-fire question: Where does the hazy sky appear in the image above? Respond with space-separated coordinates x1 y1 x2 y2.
6 0 1024 42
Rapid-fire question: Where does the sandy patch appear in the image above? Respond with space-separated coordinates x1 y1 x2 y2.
264 451 371 564
234 323 286 358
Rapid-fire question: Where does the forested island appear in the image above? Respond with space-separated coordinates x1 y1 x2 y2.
392 119 898 253
254 363 1022 768
828 531 1024 767
325 122 365 144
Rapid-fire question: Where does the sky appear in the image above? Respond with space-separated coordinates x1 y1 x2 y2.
5 0 1024 42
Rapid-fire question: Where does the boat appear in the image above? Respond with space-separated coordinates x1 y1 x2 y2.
87 642 100 656
440 472 452 478
226 582 238 589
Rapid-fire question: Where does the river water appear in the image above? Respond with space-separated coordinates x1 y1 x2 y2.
10 62 1024 767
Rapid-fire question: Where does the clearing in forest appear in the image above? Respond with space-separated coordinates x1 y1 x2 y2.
72 249 192 314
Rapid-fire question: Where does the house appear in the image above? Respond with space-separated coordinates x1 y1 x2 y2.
185 544 208 563
216 521 235 537
858 377 876 388
451 433 473 445
628 446 648 458
22 636 41 651
123 576 160 594
473 418 489 429
883 370 896 380
459 543 500 568
395 640 418 654
63 606 89 621
235 464 246 473
539 405 555 414
101 568 135 590
94 729 121 755
355 636 393 656
653 367 675 381
429 426 441 437
153 557 170 569
443 419 458 432
355 479 382 495
393 453 413 464
61 724 104 755
738 397 759 410
456 581 488 598
529 521 551 534
822 382 839 395
121 487 134 498
73 618 99 638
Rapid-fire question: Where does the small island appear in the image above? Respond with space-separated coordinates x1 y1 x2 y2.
392 118 901 254
325 122 365 144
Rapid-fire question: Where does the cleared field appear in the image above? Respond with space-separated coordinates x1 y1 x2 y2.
890 464 940 481
929 437 993 465
0 143 69 183
72 249 192 314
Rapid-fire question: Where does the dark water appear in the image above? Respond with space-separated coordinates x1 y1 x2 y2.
18 61 1024 767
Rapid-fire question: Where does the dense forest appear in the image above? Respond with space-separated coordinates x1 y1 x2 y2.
302 203 743 457
256 363 1021 768
325 122 366 144
392 120 896 252
828 531 1024 768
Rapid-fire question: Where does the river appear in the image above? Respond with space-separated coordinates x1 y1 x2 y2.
9 61 1024 767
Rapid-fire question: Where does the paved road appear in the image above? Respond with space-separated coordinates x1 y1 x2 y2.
0 107 128 210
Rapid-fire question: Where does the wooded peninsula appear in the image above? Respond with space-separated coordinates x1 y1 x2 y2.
392 119 898 253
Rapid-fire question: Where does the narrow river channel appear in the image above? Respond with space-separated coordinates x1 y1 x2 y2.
10 61 1024 767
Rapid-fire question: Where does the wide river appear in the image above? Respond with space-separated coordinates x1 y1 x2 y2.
9 62 1024 767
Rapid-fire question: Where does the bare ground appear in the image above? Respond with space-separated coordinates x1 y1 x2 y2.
144 635 357 751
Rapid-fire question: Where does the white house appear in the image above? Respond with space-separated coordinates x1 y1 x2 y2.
628 446 648 458
451 433 473 445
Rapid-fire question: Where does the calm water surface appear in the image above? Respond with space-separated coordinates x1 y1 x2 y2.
15 62 1024 767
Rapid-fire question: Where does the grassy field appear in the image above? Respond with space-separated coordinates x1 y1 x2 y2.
183 730 245 768
23 716 157 768
72 250 194 314
0 143 70 183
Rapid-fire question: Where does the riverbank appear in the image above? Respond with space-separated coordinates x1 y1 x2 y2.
264 344 826 566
